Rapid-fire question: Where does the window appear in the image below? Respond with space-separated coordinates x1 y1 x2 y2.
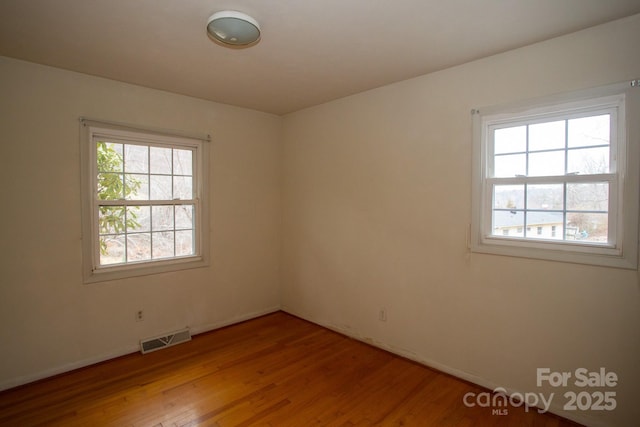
81 121 210 282
471 82 639 269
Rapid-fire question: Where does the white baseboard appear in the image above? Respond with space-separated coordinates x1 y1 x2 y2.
0 306 607 427
281 307 607 427
190 306 281 335
0 344 139 392
0 306 281 392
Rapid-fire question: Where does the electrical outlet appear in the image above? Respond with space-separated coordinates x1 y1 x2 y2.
379 308 387 322
136 310 144 322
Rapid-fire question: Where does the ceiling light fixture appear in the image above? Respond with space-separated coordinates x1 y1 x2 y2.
206 11 261 48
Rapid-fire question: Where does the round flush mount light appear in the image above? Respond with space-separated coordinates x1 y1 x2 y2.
206 11 261 48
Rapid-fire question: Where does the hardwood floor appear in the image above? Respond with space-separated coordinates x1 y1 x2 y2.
0 312 581 426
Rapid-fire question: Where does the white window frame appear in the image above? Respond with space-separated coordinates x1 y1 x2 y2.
471 82 639 269
81 119 210 283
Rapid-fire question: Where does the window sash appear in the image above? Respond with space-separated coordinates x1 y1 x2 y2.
92 199 200 270
483 175 616 247
486 105 618 177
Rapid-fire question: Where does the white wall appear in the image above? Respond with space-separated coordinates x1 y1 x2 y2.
0 57 282 389
281 14 640 427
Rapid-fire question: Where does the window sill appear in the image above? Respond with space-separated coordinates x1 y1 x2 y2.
471 237 636 269
84 256 209 283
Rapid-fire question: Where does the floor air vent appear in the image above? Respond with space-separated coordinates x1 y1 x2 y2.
140 328 191 354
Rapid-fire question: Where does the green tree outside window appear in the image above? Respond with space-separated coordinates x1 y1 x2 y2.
96 142 140 255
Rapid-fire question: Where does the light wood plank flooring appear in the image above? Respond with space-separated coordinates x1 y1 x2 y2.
0 312 582 426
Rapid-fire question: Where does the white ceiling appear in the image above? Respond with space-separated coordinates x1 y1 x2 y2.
1 0 639 115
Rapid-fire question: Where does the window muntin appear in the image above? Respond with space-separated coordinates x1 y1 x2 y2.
471 87 638 269
82 122 209 282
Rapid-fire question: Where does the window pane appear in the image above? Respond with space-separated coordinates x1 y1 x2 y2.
527 184 564 210
173 176 193 199
176 230 194 256
150 175 172 200
150 146 172 174
97 142 123 172
174 149 193 175
99 206 125 234
494 126 526 154
127 233 151 262
494 185 524 209
494 154 525 177
152 205 174 231
567 183 609 211
100 234 125 265
529 120 565 151
567 147 609 174
528 151 565 177
566 213 608 243
125 174 149 200
152 231 174 259
124 144 148 173
127 206 150 232
175 205 194 229
568 115 609 148
97 173 124 200
526 211 564 240
492 210 524 236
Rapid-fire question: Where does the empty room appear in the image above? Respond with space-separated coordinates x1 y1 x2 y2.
1 1 639 426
